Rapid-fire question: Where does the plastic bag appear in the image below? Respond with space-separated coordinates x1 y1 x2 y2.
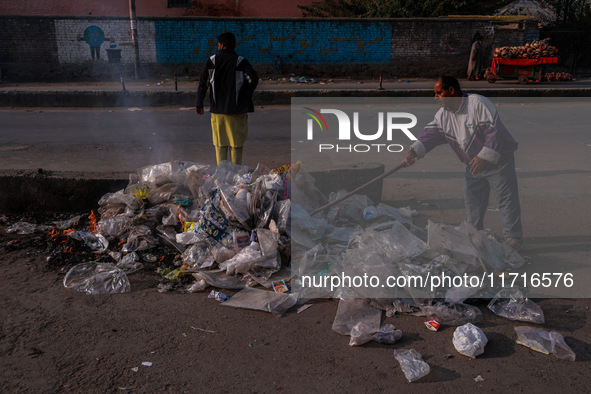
462 221 525 271
488 289 545 324
376 203 415 225
373 324 403 345
393 349 430 382
327 190 373 224
421 302 482 326
218 242 279 276
192 270 246 290
332 298 382 336
68 231 109 253
349 322 377 346
427 221 481 272
63 262 130 295
53 215 82 230
98 191 139 209
121 225 160 252
181 243 213 268
276 199 291 235
452 323 488 358
115 252 144 274
97 216 132 240
221 287 297 317
218 184 251 226
6 221 53 234
348 221 426 263
514 326 575 361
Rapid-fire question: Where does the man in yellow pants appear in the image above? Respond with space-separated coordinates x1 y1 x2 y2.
195 32 259 165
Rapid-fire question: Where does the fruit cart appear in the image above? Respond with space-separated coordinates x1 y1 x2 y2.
487 57 558 84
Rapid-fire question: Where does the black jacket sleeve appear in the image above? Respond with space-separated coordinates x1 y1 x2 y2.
195 58 213 109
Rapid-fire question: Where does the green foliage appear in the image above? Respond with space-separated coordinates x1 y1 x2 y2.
298 0 368 17
298 0 514 18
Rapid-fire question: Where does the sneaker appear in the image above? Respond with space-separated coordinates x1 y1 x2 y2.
504 237 525 251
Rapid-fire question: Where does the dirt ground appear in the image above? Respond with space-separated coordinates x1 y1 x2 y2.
1 205 590 394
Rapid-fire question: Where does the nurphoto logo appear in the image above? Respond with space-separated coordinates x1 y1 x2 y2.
304 108 418 153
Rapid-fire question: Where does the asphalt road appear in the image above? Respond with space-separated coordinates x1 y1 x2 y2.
0 100 589 297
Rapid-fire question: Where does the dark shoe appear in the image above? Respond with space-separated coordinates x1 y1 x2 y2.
504 237 525 251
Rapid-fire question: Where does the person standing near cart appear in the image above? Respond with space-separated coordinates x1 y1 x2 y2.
402 76 524 250
195 32 259 165
467 32 485 80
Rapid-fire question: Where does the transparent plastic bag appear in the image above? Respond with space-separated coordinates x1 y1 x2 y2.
192 269 246 290
514 326 575 361
218 242 279 276
98 191 139 209
421 302 482 326
327 190 373 224
148 183 189 205
221 287 297 317
488 289 545 324
276 199 291 235
348 221 426 263
452 323 488 358
115 252 144 274
427 221 480 272
376 203 415 225
6 221 52 234
349 322 377 346
462 221 525 271
68 231 109 253
138 162 174 185
373 324 403 345
63 262 130 295
53 215 82 230
97 216 132 240
121 225 160 252
332 298 382 336
393 349 430 382
218 184 251 226
181 243 213 268
363 205 380 221
176 231 209 246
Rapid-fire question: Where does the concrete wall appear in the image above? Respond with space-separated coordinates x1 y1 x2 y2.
0 16 540 81
0 0 315 17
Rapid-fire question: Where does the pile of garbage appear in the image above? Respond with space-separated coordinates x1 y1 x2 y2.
4 159 577 381
493 40 558 59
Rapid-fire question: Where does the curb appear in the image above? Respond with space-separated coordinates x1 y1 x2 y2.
1 88 590 107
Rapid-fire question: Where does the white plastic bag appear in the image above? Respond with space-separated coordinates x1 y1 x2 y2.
452 323 488 358
393 349 430 382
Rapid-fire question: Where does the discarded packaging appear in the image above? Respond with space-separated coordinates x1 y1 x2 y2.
514 326 575 361
393 349 430 382
421 302 482 326
425 320 440 331
488 289 545 324
68 231 109 253
63 262 130 295
332 298 382 336
349 322 377 347
372 324 402 345
208 289 229 302
452 323 488 358
221 287 297 317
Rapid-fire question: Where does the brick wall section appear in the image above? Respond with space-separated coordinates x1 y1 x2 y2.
0 15 540 81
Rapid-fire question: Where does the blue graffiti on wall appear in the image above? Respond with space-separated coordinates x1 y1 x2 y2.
154 20 391 64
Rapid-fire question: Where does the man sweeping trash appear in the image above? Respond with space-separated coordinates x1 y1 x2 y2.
402 75 524 250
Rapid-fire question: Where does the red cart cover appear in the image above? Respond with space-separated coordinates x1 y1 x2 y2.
491 57 558 74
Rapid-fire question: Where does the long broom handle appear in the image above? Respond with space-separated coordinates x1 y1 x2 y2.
309 162 407 216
